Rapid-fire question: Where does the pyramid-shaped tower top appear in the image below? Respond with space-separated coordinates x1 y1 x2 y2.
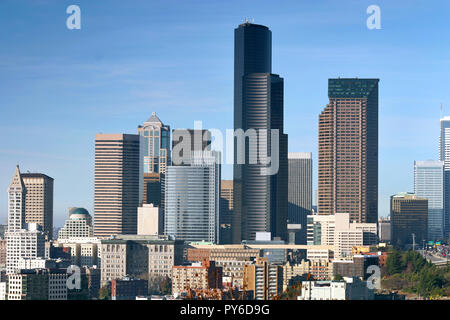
8 165 25 192
146 112 163 124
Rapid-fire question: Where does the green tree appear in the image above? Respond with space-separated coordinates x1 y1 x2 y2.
98 286 111 300
386 250 404 275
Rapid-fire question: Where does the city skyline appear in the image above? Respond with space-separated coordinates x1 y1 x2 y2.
1 1 450 227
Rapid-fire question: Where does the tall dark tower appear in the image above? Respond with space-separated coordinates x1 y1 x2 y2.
232 22 288 242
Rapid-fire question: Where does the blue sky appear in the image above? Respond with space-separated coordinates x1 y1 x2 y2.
0 0 449 226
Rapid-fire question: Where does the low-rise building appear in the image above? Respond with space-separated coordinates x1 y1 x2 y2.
298 277 374 300
7 269 67 300
112 277 148 300
172 260 222 295
283 259 333 289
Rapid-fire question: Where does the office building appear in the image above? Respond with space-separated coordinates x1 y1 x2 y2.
54 238 100 267
138 112 171 174
233 21 288 243
0 240 6 268
58 208 93 240
143 172 161 206
288 152 312 244
439 117 450 239
318 78 379 224
220 180 233 244
100 235 184 285
164 151 220 243
94 134 143 237
283 259 333 289
306 213 377 257
137 203 162 236
390 193 428 247
378 217 391 243
21 173 54 239
414 160 445 241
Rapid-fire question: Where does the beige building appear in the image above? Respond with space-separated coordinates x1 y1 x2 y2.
172 260 222 295
100 235 184 285
94 134 142 238
137 204 162 236
22 173 54 239
54 238 100 267
283 259 333 290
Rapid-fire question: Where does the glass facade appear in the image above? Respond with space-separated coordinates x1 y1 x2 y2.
164 152 220 243
138 112 170 174
414 160 445 241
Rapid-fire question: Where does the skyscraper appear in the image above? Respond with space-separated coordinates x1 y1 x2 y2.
6 166 45 274
164 151 221 243
94 134 143 237
439 117 450 239
390 192 428 248
414 160 445 241
318 78 379 223
220 180 233 244
138 112 170 174
288 152 312 244
232 21 288 243
21 173 54 239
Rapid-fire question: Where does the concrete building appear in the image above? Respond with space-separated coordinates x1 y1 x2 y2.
243 257 283 300
283 259 333 289
165 151 220 243
220 180 233 244
288 152 312 244
58 208 93 240
439 117 450 239
390 193 428 248
232 22 288 243
414 160 445 241
112 277 148 300
21 173 54 239
137 204 162 236
54 238 100 267
94 134 143 237
100 235 184 285
318 78 379 224
172 260 222 295
298 277 374 300
378 217 391 243
138 112 171 174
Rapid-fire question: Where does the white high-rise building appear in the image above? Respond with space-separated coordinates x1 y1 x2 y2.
6 166 46 274
414 160 445 241
137 203 162 236
164 151 220 243
439 117 450 239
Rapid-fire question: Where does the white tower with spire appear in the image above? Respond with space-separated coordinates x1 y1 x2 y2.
6 166 45 274
7 166 26 232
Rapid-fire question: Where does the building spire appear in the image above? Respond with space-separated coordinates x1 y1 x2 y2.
8 165 25 192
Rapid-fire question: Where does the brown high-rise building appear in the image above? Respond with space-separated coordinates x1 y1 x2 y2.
94 134 142 238
21 173 54 239
390 192 428 247
318 78 379 223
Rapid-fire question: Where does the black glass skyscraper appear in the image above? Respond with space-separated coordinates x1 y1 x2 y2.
232 22 288 242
